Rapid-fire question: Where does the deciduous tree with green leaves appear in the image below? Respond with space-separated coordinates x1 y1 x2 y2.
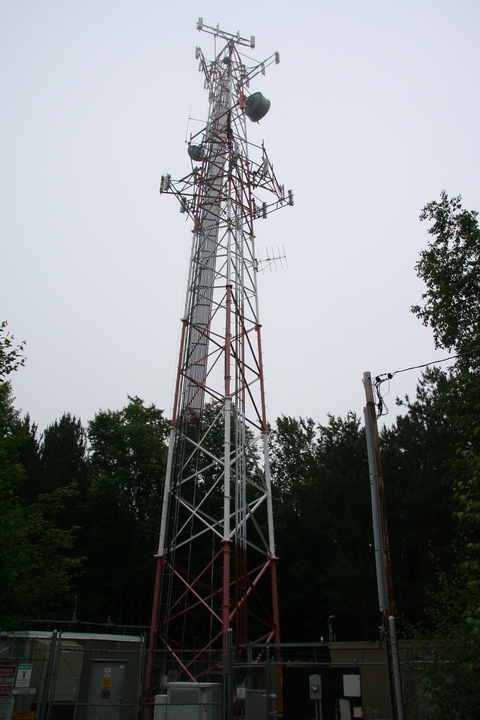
0 322 80 629
398 194 480 716
0 320 25 379
78 396 170 624
412 191 480 367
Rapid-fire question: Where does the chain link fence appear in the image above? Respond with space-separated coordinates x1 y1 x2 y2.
0 631 145 720
143 641 397 720
3 634 449 720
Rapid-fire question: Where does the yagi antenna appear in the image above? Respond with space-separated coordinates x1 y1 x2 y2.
257 246 288 272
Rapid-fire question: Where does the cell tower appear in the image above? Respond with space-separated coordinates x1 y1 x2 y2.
146 18 293 692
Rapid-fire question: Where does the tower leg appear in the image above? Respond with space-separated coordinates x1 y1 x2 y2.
144 555 164 701
270 558 281 645
222 540 232 634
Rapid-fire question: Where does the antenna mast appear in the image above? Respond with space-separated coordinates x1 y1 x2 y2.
146 18 293 693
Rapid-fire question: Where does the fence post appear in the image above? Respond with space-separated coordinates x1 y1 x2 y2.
136 634 146 720
37 631 60 720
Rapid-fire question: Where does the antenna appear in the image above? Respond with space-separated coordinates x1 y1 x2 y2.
258 246 288 272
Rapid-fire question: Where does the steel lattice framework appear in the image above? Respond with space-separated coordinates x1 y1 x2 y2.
146 19 293 693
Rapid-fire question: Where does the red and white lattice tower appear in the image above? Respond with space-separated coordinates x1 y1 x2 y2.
146 18 293 692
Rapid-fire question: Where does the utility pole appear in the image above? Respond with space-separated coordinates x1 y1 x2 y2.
363 371 404 720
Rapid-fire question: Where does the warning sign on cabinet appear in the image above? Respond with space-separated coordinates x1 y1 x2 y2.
0 668 16 697
15 665 32 689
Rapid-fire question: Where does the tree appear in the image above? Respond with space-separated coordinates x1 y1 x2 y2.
0 320 25 379
78 396 170 625
0 478 80 628
0 322 79 629
454 423 480 667
0 323 28 505
40 414 89 495
381 369 462 626
269 385 469 642
409 191 480 594
412 191 480 366
271 413 377 641
395 195 480 716
18 413 89 511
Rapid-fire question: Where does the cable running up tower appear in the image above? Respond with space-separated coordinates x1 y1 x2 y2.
146 18 293 690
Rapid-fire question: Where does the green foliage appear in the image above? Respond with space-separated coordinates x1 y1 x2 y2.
5 390 169 627
381 369 461 625
0 332 80 629
88 395 169 522
402 565 480 719
404 634 480 720
398 193 480 716
18 413 89 513
454 424 480 666
0 382 25 494
41 414 88 494
0 484 81 629
412 191 480 363
271 413 377 641
0 321 25 379
78 395 170 624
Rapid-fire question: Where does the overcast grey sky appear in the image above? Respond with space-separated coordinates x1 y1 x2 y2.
1 0 479 432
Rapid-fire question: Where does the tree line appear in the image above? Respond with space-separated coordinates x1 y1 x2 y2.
1 193 479 691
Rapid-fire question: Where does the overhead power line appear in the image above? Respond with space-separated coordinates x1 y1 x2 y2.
377 346 480 383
